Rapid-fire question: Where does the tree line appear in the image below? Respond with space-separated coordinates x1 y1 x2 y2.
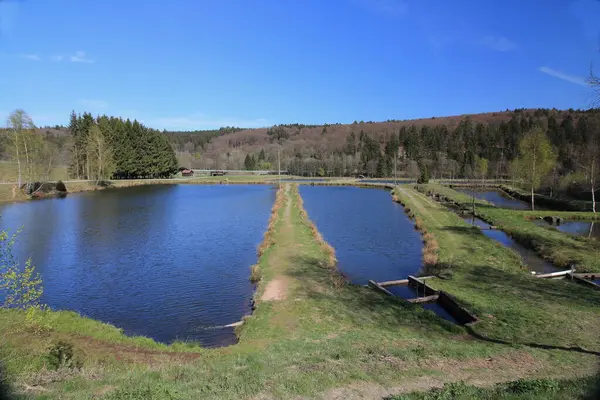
69 112 178 179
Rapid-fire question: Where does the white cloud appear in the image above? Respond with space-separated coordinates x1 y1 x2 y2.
538 66 587 87
78 99 109 109
355 0 407 17
148 113 271 130
20 53 41 61
478 36 517 52
51 55 64 62
70 51 95 64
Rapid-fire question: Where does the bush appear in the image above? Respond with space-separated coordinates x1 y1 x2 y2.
47 341 81 370
0 228 43 310
55 180 67 192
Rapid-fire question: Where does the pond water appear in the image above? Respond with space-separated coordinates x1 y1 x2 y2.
462 216 559 274
456 189 530 210
279 179 326 183
299 186 457 323
299 186 423 284
359 180 413 185
0 184 275 347
553 221 599 239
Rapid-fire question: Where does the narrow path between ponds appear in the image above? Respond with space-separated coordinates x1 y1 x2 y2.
261 184 293 301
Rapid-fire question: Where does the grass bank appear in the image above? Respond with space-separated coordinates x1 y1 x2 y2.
417 183 600 272
1 184 600 399
390 376 600 399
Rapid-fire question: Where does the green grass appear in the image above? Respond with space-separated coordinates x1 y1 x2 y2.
389 377 600 399
1 184 599 399
417 183 600 272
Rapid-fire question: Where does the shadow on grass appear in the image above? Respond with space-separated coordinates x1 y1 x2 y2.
464 326 600 357
287 254 463 336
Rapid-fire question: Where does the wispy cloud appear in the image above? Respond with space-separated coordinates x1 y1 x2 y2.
354 0 407 17
477 36 517 52
51 55 63 62
20 53 41 61
78 99 108 109
538 66 587 87
148 113 271 130
70 51 95 64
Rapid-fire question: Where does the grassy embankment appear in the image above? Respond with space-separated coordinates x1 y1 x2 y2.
391 376 600 399
392 185 600 396
417 183 600 272
1 184 600 398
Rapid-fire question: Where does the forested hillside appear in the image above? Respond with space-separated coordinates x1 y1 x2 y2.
2 108 599 192
166 108 600 183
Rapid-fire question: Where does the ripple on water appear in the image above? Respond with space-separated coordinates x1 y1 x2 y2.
0 184 275 347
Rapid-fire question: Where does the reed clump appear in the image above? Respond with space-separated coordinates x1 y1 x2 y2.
250 264 261 283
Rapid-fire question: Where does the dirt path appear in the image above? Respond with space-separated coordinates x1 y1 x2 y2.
261 184 293 302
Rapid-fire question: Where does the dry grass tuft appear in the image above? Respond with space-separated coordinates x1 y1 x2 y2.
250 264 261 283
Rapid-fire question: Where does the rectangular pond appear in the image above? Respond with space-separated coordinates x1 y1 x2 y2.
0 184 275 347
299 186 459 324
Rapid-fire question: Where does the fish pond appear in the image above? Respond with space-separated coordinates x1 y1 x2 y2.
299 186 458 323
0 184 275 347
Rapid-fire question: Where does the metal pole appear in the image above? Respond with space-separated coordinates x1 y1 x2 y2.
394 148 398 186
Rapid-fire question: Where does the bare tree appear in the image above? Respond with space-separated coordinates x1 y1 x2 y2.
87 124 115 181
6 110 35 187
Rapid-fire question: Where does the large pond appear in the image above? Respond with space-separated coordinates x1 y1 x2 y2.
456 188 530 210
0 184 275 347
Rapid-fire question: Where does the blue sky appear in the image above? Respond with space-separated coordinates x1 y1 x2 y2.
1 0 599 130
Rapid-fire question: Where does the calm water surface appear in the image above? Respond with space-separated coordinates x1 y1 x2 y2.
457 189 530 210
0 184 275 347
299 186 423 285
299 186 459 322
463 216 559 274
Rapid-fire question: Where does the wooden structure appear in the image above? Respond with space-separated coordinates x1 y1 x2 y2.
367 275 479 326
181 169 194 177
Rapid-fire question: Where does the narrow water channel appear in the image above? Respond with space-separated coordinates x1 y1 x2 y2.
0 184 275 347
456 188 530 210
462 216 559 274
299 186 458 323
